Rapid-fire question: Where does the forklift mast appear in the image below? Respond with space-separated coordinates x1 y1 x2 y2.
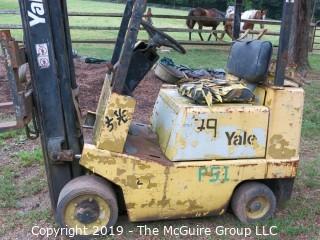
18 0 83 209
1 0 294 213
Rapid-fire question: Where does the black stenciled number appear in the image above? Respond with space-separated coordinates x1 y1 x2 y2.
195 118 217 137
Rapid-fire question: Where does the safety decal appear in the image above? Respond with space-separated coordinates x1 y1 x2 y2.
36 43 50 69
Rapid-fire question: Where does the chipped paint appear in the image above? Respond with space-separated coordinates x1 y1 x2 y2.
93 76 136 153
268 135 296 159
265 87 304 159
117 168 126 176
80 143 298 222
151 89 269 161
79 85 304 223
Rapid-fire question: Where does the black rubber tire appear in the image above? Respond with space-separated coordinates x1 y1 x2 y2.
56 175 118 239
231 182 276 223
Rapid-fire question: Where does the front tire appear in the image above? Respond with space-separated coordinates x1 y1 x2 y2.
231 182 276 223
56 175 118 238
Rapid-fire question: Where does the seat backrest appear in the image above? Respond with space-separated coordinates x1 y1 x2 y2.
226 40 273 84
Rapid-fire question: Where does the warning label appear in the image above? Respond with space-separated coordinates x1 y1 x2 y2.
36 43 50 69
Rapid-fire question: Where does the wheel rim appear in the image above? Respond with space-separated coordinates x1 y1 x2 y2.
246 196 270 219
64 194 111 235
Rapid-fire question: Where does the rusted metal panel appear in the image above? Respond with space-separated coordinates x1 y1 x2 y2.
0 30 32 132
151 88 269 161
264 87 304 160
124 123 172 166
266 159 299 179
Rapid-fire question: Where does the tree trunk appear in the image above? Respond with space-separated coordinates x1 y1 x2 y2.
288 0 314 73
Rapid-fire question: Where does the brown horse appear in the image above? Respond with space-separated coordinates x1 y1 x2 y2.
186 8 225 41
224 9 267 39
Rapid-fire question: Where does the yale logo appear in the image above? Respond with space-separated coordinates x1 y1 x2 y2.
226 131 257 146
28 0 46 27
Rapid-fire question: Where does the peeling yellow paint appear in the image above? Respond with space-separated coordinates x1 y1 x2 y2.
268 135 296 159
265 87 304 159
80 144 298 222
79 83 304 223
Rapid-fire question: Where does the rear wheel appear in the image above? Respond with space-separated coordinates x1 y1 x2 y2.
56 175 118 238
231 182 276 223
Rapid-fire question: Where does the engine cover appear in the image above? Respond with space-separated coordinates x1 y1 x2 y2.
151 88 269 161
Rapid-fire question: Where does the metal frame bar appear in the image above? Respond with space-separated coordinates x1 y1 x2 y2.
233 0 243 40
112 0 147 94
111 0 134 65
274 0 295 87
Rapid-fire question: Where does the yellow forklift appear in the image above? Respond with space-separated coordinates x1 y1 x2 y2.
0 0 303 237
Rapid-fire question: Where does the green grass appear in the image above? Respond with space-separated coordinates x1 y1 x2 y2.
309 54 320 72
0 167 17 208
15 148 43 167
18 174 47 198
301 81 320 139
298 156 320 189
0 129 24 140
16 209 52 226
0 0 18 9
1 0 319 65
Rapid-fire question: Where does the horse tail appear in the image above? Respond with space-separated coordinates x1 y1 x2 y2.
186 9 195 29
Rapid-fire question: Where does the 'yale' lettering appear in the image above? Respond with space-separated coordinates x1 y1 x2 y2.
28 0 46 27
226 131 257 146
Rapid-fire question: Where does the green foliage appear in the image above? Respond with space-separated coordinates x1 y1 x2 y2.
16 148 43 167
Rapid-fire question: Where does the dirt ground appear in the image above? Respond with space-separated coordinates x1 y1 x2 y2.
74 59 163 124
0 57 163 123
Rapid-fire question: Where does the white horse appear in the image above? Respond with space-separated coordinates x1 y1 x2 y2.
241 10 267 30
224 7 267 39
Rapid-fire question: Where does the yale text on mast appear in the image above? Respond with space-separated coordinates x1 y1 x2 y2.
28 0 46 27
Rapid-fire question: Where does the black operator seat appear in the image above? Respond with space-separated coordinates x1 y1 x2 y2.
226 40 273 85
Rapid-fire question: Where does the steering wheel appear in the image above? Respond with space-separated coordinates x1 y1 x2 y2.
141 20 186 54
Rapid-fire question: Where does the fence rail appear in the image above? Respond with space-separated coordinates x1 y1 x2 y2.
0 10 282 24
0 10 319 51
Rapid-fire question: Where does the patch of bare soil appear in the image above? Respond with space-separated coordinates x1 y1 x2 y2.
0 56 164 124
75 59 164 124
